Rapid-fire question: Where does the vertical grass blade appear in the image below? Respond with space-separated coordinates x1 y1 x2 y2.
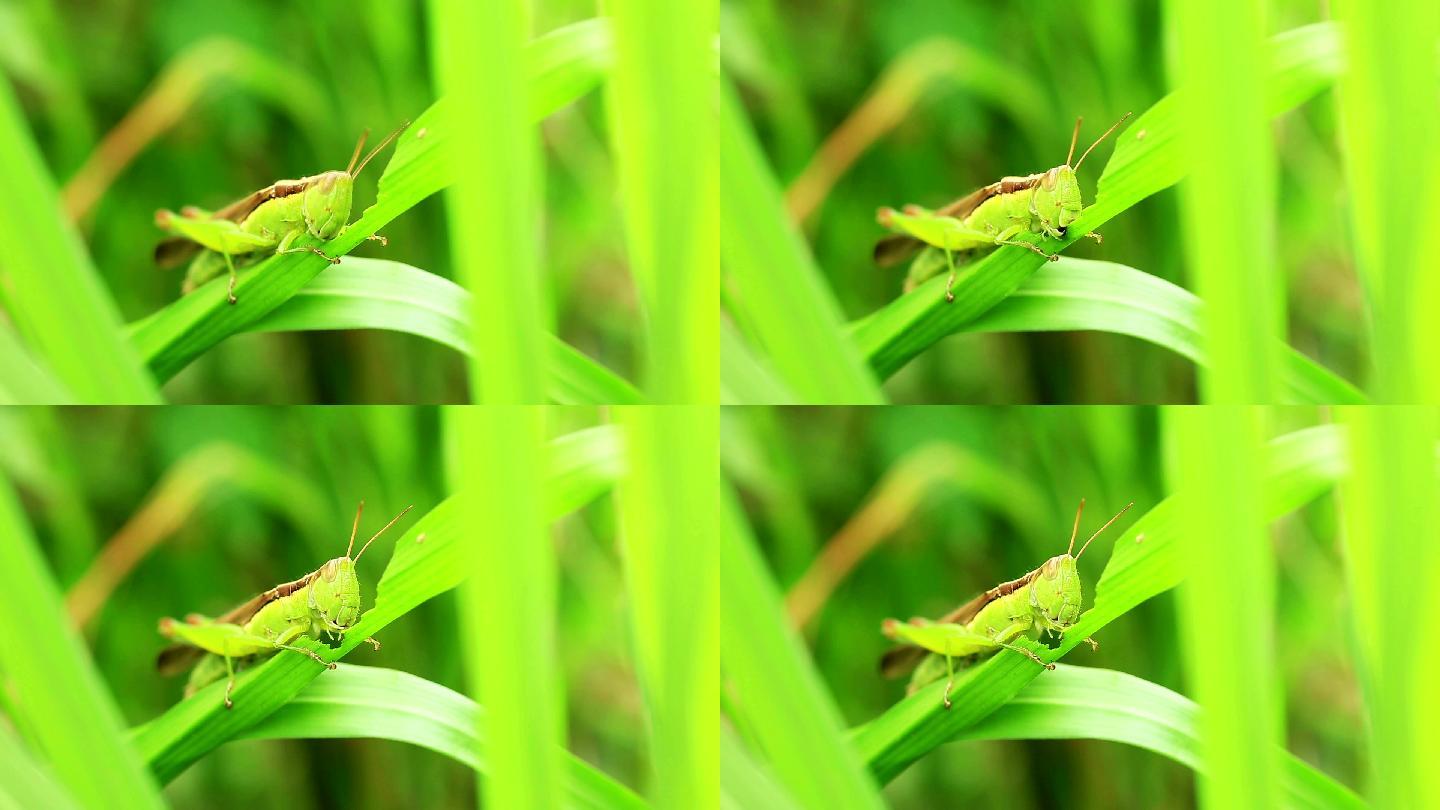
0 471 164 808
1169 406 1282 810
0 79 160 403
0 319 72 404
615 407 719 806
0 722 80 810
451 406 562 807
720 489 885 809
720 82 885 404
1333 1 1440 401
1170 0 1281 402
604 1 719 402
429 0 547 402
1337 407 1440 808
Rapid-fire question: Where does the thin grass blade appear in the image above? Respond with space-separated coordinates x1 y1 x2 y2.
450 406 562 807
722 488 885 808
0 79 160 403
1336 407 1440 807
1169 406 1283 809
0 471 164 807
721 81 885 404
604 0 718 401
615 407 719 805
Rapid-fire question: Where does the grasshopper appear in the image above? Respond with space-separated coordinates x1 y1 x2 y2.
874 113 1131 302
157 501 412 708
154 121 409 304
880 499 1132 709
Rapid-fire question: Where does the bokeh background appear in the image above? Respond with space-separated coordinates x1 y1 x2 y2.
0 406 643 808
1 1 635 402
723 0 1360 402
723 406 1362 808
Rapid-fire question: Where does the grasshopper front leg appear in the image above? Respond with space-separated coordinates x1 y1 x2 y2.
989 223 1059 262
275 228 340 264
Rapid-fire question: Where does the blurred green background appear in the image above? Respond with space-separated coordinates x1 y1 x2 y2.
0 0 636 402
0 406 642 808
723 406 1361 808
723 0 1359 402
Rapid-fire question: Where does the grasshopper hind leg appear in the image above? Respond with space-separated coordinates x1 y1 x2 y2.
943 247 957 303
222 253 238 305
222 654 236 709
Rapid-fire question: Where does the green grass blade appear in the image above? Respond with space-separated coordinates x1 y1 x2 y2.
722 488 886 809
720 320 797 404
128 19 612 387
238 665 644 810
247 258 642 404
720 728 803 810
604 0 718 402
0 470 164 807
954 665 1364 810
0 318 73 404
430 1 546 402
1171 407 1282 809
721 80 885 404
1337 407 1440 807
0 722 81 810
130 425 622 784
1172 0 1282 402
0 78 160 403
451 406 562 806
852 425 1349 784
615 408 718 805
1333 1 1439 401
849 23 1342 382
962 259 1364 403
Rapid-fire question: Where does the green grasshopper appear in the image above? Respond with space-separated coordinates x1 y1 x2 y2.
874 113 1131 302
157 501 412 708
154 122 409 304
880 499 1132 709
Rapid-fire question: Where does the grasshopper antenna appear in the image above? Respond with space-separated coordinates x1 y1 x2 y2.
346 130 370 175
1073 112 1133 172
346 500 365 557
355 504 414 561
1076 502 1134 559
351 120 411 179
1065 117 1083 166
1066 498 1086 555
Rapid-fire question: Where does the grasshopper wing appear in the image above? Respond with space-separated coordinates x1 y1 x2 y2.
878 567 1041 678
154 179 309 268
156 571 318 675
874 177 1032 267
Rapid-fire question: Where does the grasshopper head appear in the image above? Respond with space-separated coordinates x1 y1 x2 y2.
314 501 415 635
1038 113 1133 237
313 555 362 630
1034 165 1083 237
1031 553 1083 630
303 170 353 240
1031 499 1134 633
